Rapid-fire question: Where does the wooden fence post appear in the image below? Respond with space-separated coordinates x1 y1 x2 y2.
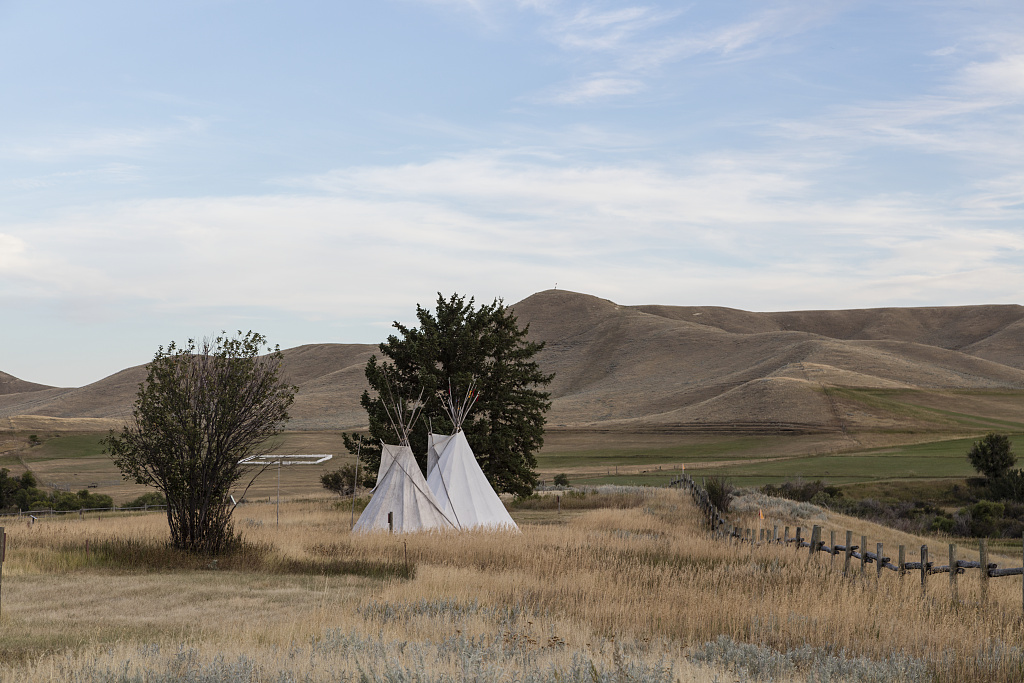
809 525 820 560
920 545 929 592
795 527 802 549
843 530 853 577
877 542 884 580
949 543 958 606
773 525 778 544
0 526 5 621
861 535 868 575
784 526 790 546
830 530 836 568
898 545 906 577
979 539 989 605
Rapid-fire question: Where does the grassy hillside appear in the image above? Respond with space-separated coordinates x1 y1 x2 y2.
3 290 1023 432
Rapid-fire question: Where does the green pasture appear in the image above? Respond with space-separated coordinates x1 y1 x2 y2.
565 433 1024 490
5 424 1024 500
836 388 1024 431
536 434 828 470
22 434 107 462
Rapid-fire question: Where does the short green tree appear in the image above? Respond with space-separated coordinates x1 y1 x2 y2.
103 332 296 555
344 293 553 497
321 463 374 497
124 491 168 508
552 473 570 487
967 433 1016 479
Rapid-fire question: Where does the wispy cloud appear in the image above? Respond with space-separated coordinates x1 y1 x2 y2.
540 75 645 104
5 149 1021 324
776 47 1024 162
0 118 209 163
526 1 847 103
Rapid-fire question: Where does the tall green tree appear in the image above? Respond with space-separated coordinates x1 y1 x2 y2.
967 433 1017 479
344 293 552 497
103 332 296 554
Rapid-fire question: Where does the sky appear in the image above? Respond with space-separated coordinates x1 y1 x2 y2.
1 0 1023 387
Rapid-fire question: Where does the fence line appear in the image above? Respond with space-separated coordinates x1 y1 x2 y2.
671 473 1024 613
0 494 291 522
0 504 168 520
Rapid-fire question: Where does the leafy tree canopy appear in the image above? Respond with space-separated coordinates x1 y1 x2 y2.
344 293 553 497
0 469 114 512
968 433 1017 480
103 331 296 554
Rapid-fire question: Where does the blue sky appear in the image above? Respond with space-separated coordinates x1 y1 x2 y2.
1 0 1022 386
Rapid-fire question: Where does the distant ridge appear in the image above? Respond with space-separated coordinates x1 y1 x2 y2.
0 371 55 396
2 290 1022 432
511 290 1024 432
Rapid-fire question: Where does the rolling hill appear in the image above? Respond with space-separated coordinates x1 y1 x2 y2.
2 290 1022 433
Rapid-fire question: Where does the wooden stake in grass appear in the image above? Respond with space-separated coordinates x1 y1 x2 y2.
920 545 929 592
861 535 868 576
830 530 836 568
949 543 957 606
899 545 906 577
980 539 989 605
844 530 853 577
0 526 5 621
877 542 884 580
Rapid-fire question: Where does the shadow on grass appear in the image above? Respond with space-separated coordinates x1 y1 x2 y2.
65 537 412 580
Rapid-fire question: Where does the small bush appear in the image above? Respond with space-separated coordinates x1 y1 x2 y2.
124 492 167 508
762 479 843 504
705 476 734 513
321 464 375 497
552 473 570 487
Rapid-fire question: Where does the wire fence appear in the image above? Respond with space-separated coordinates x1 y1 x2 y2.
0 505 168 520
672 472 1024 613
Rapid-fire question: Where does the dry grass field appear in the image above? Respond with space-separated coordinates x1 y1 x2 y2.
2 489 1024 681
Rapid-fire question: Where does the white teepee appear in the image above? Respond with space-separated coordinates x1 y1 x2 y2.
353 386 458 533
426 384 519 531
426 432 454 478
353 443 458 533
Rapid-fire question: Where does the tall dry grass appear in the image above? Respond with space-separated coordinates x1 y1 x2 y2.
0 490 1022 681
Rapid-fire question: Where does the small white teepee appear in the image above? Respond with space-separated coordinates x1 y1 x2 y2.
426 384 519 531
353 443 458 533
353 387 457 533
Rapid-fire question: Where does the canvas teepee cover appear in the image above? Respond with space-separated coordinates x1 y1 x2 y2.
353 443 458 533
427 430 518 531
426 432 454 478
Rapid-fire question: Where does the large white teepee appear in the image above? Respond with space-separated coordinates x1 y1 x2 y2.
427 431 518 530
426 432 454 478
353 443 458 533
426 384 518 531
353 385 458 534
